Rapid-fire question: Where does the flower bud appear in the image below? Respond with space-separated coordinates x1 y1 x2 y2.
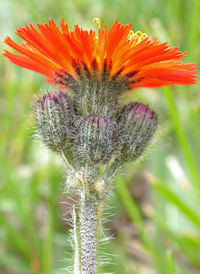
119 103 157 162
35 92 74 152
76 116 118 164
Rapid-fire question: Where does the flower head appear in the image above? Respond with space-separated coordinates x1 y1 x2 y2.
2 19 197 89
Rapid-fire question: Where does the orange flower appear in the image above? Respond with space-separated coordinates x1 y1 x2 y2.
2 19 197 89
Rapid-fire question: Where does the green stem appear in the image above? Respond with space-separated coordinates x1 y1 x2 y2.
73 206 81 274
74 193 100 274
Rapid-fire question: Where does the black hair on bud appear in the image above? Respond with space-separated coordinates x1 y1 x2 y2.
119 102 157 162
35 92 74 153
76 116 118 164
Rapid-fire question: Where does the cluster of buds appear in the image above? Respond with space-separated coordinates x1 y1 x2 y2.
35 64 157 197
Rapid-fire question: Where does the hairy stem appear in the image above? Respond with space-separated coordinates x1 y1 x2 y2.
76 192 100 274
73 206 81 274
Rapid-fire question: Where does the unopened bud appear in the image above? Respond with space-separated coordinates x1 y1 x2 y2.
119 103 157 162
36 92 74 152
76 116 117 164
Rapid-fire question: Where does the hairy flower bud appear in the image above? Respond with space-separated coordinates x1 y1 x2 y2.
119 103 157 162
36 92 74 152
76 116 118 164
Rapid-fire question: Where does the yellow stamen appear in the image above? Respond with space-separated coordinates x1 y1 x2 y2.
93 18 101 29
94 37 98 46
128 30 148 44
93 18 101 48
127 30 134 39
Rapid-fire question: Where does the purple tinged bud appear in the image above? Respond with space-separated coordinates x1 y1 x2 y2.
35 92 74 152
76 116 118 164
81 168 86 177
118 102 157 162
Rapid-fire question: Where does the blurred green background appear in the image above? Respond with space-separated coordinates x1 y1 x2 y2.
0 0 200 273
